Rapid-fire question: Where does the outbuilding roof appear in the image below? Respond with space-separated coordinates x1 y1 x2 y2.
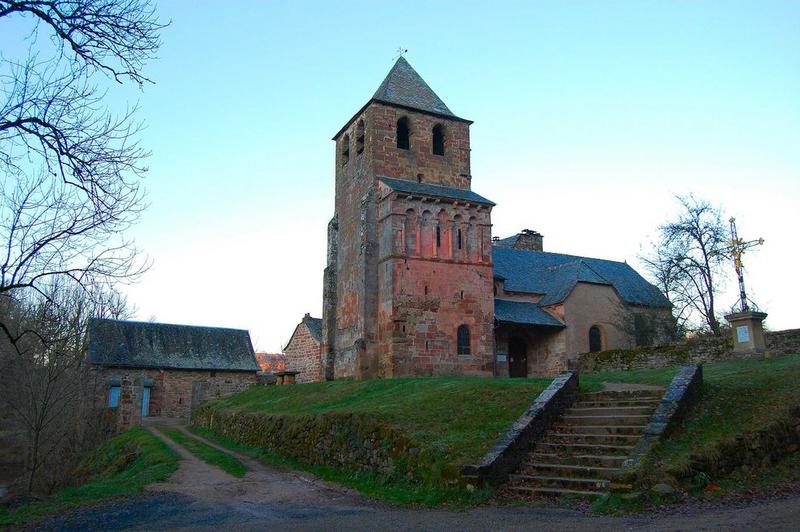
379 176 495 206
87 318 259 372
492 247 671 308
494 299 565 328
303 315 323 342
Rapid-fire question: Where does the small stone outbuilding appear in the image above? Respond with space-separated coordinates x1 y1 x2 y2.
88 318 259 427
283 314 323 383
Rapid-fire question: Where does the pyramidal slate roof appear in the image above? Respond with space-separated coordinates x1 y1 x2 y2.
87 318 259 372
493 246 671 308
372 57 460 119
379 176 495 206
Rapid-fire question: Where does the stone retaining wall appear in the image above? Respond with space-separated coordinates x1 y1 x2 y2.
673 404 800 480
577 329 800 373
461 372 578 486
193 407 454 484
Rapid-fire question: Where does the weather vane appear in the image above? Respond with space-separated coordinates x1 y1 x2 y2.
393 47 408 61
719 218 764 312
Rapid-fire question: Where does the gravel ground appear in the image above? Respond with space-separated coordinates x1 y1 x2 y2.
29 426 800 531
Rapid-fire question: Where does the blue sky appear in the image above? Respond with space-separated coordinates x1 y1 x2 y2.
3 1 798 350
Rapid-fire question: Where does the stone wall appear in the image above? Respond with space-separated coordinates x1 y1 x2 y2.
324 86 494 380
193 407 455 485
284 322 322 383
674 404 800 480
619 365 703 480
94 368 256 428
576 329 800 373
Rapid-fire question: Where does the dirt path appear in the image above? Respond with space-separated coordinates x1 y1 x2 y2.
36 425 800 531
146 425 374 510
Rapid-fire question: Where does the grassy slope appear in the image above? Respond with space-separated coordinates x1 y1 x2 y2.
212 376 551 465
583 355 800 473
162 429 246 478
0 427 179 526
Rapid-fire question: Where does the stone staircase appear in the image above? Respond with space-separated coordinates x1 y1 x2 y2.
506 389 664 498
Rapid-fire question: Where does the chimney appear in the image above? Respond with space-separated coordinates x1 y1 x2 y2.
514 229 544 252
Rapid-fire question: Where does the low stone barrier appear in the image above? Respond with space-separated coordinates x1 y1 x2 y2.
674 404 800 480
618 364 703 480
576 329 800 374
461 372 578 486
193 407 454 485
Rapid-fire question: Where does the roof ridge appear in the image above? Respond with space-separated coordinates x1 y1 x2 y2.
88 317 249 333
495 246 629 266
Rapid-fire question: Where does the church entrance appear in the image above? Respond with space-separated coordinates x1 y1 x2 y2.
508 336 528 378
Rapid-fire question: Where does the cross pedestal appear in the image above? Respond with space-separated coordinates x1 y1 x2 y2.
724 311 768 354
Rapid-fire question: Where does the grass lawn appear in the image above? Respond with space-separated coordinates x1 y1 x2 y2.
583 354 800 511
162 428 247 478
0 427 179 527
212 376 552 465
583 354 800 474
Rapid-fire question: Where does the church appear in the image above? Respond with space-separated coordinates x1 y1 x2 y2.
312 57 672 381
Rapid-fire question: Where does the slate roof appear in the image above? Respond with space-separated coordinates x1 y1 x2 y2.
303 316 323 342
492 247 671 308
494 299 565 328
379 176 495 206
87 318 259 372
372 57 461 119
333 58 470 139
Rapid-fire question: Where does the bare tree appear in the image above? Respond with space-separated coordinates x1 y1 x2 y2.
0 280 133 493
0 0 165 349
641 195 728 335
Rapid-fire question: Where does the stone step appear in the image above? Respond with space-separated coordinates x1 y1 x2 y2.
531 452 627 468
509 473 610 491
579 391 664 401
576 398 661 408
520 462 622 479
562 414 652 426
546 432 641 445
551 423 646 436
507 485 606 498
537 442 635 455
567 405 657 416
551 424 646 436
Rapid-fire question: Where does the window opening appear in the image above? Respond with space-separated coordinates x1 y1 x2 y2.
432 124 445 155
397 117 410 150
356 120 365 154
457 325 471 355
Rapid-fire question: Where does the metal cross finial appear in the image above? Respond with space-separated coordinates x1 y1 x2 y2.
393 47 408 61
721 217 764 312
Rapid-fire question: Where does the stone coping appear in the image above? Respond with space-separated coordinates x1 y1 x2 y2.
619 364 703 478
461 372 578 486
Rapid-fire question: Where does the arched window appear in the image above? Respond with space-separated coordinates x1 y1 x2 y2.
432 124 445 155
457 325 471 355
589 325 603 353
341 134 350 166
356 120 365 155
397 117 410 150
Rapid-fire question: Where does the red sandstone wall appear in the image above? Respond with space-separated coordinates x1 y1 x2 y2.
284 324 323 383
325 98 483 380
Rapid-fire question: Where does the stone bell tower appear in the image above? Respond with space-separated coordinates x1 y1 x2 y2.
322 58 495 379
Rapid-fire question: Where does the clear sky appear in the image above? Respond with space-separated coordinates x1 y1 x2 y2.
6 1 798 350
